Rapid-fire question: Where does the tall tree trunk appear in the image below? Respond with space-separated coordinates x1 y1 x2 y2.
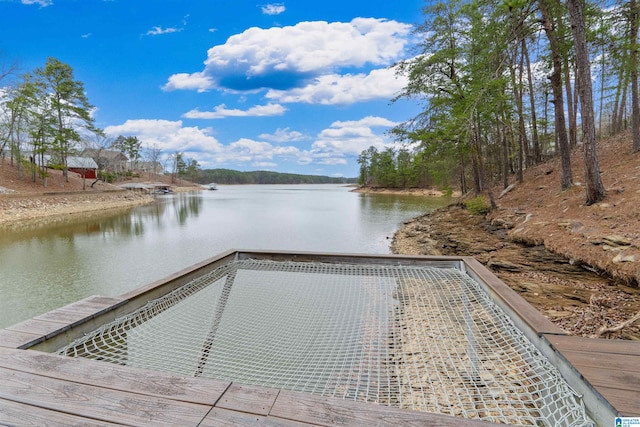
510 55 525 183
617 67 629 132
539 0 573 190
598 32 606 137
564 57 578 148
524 38 541 163
630 0 640 152
568 0 606 205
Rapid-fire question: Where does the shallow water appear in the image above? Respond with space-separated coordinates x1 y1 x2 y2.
0 184 449 328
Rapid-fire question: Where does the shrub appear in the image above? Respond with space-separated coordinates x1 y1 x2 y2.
464 196 491 215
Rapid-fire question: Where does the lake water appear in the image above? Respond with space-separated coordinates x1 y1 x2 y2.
0 184 449 328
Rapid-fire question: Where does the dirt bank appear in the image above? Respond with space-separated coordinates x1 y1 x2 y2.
392 204 640 340
0 191 154 229
0 157 202 228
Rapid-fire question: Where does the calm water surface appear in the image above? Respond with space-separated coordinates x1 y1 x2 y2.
0 185 449 328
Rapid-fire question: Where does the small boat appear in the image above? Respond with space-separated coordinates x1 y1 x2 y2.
206 183 218 190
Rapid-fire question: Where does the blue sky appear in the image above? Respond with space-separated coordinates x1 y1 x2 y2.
1 0 425 177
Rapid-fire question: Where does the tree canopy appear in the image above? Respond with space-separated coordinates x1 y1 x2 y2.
360 0 638 206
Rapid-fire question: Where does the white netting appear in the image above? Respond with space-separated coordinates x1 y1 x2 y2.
57 259 593 426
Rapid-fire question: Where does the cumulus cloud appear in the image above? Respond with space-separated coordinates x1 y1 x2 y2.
102 115 398 172
182 103 286 119
308 116 398 165
146 26 181 36
163 18 411 93
266 67 407 105
211 138 301 166
261 3 285 15
163 72 215 92
258 127 306 143
104 119 223 153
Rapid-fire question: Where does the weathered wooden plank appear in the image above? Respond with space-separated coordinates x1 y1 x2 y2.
589 387 640 417
270 390 503 426
199 407 266 426
237 250 463 269
0 366 211 426
6 318 71 338
570 364 640 393
216 383 280 416
546 334 640 356
0 328 43 349
0 347 229 405
200 407 315 427
561 349 640 373
462 257 565 336
0 397 121 427
34 308 96 325
59 295 126 316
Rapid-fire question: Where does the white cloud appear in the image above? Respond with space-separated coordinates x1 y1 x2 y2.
102 116 397 173
258 127 306 143
261 3 285 15
253 161 278 168
146 26 181 36
81 33 92 39
210 138 301 165
266 67 407 105
21 0 52 6
164 18 411 92
182 103 286 119
163 72 214 92
308 116 398 164
104 119 223 153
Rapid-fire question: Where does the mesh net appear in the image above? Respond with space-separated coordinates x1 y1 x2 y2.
57 259 593 426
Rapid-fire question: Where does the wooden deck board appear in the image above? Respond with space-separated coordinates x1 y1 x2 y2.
34 307 99 325
545 334 640 356
269 390 502 426
0 347 229 405
5 318 71 338
215 383 280 416
0 365 212 426
0 328 43 349
0 397 122 427
560 349 640 373
544 334 640 417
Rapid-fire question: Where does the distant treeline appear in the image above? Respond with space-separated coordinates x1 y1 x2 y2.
196 168 358 185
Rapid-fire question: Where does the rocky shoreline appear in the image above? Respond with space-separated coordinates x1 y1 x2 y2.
391 203 640 340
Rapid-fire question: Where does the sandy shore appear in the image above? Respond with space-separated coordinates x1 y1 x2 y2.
0 191 155 229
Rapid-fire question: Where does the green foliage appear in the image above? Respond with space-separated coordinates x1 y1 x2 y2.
98 171 115 183
464 196 491 215
197 168 357 185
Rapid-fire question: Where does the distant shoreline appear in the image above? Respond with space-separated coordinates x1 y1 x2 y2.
351 186 461 198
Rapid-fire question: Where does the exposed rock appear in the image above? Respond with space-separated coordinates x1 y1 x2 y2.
613 253 636 263
603 235 632 247
487 259 523 272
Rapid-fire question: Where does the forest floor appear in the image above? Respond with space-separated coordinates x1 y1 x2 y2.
0 158 200 228
388 130 640 340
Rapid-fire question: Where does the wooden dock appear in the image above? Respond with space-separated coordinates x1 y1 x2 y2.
0 250 638 425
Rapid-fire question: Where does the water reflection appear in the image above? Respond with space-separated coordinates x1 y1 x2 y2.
0 192 204 244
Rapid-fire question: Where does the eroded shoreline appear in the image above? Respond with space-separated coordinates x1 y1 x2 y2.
0 191 155 229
